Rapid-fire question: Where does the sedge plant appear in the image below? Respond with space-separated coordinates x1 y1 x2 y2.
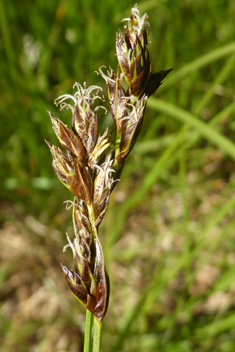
46 4 172 352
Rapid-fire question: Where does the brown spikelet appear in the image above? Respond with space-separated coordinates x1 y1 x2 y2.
62 200 109 321
49 111 87 162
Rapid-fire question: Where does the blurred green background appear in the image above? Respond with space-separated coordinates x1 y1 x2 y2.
1 0 235 351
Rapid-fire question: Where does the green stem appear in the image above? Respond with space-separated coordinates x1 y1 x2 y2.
84 309 93 352
92 317 103 352
113 131 122 171
85 206 104 352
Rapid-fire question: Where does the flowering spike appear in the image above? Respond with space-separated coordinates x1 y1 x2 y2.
116 4 172 97
47 4 171 325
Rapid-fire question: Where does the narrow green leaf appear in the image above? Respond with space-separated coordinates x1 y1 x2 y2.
148 98 235 161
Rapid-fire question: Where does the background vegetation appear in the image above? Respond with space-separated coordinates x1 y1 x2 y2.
1 0 235 351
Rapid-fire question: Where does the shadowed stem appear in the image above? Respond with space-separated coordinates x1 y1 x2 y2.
84 310 93 352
